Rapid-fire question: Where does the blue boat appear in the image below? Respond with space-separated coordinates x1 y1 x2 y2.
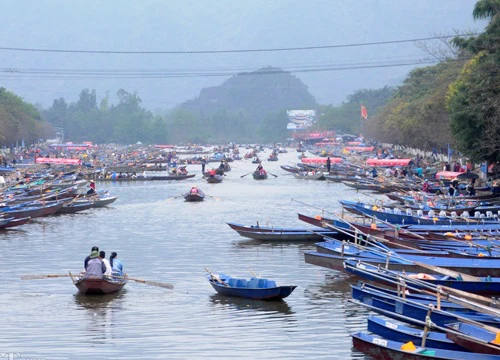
367 315 465 351
206 272 296 300
352 331 500 359
350 283 500 327
344 259 500 296
446 322 500 355
305 249 500 277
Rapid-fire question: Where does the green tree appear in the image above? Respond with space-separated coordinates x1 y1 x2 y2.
447 0 500 161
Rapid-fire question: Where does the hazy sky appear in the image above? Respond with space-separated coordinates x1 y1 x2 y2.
0 0 485 110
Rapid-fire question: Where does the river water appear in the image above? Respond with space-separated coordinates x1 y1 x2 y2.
0 149 379 359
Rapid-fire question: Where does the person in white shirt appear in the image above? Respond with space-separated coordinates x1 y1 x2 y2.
99 251 112 276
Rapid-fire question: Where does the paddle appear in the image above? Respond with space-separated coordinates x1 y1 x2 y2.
249 269 261 278
125 276 174 289
205 194 221 201
267 172 278 178
240 172 252 178
166 194 184 201
205 268 229 287
21 273 73 280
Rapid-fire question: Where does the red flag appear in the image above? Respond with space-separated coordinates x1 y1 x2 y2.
361 105 368 119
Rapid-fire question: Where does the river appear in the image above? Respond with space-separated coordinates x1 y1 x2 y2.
0 149 379 359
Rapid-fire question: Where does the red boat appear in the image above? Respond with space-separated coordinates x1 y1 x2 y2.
72 275 128 294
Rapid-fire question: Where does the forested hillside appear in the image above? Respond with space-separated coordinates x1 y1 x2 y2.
315 87 394 134
0 88 52 146
364 60 465 149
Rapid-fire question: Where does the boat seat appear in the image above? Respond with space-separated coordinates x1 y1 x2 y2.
393 208 402 215
247 278 261 289
384 208 392 214
227 278 239 287
487 211 493 218
450 211 457 218
475 211 481 218
439 211 446 218
462 211 470 219
428 210 435 218
266 280 277 288
406 209 412 216
416 210 424 217
236 279 248 288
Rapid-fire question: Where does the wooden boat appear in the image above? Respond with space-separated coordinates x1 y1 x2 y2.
72 275 127 294
294 171 325 180
206 272 296 300
0 200 65 219
227 222 337 241
89 196 118 208
206 175 223 183
253 171 268 180
183 188 205 202
57 201 94 214
0 216 31 229
351 332 500 360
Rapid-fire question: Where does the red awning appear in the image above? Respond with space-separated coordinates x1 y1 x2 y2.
35 158 82 165
301 157 343 164
366 159 414 167
345 146 375 152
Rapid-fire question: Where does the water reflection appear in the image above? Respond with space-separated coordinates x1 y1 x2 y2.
209 293 295 316
74 291 127 341
305 272 357 301
233 238 317 251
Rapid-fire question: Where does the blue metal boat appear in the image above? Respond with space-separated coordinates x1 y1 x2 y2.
344 259 500 295
206 272 296 300
367 315 465 351
352 331 500 359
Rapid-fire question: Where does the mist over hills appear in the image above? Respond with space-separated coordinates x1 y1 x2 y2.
0 0 484 111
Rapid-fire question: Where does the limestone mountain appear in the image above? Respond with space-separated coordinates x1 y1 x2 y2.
178 67 318 121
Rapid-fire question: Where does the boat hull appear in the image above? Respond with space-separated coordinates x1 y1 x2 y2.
74 276 127 294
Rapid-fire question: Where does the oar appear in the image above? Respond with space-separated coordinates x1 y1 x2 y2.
249 269 261 278
205 194 221 201
267 172 278 178
166 194 184 201
204 268 229 287
21 273 73 280
125 277 174 289
240 172 252 178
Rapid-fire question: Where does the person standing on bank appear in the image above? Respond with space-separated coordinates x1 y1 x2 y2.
326 157 331 173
